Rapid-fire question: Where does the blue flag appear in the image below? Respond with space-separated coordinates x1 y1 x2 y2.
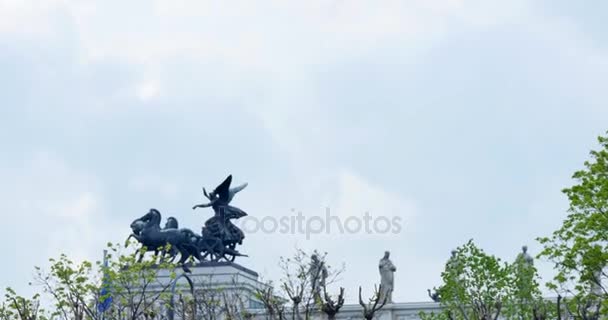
97 250 113 313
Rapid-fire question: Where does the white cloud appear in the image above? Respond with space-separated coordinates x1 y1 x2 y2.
44 192 103 262
333 169 416 223
0 0 65 36
135 78 162 102
0 0 531 67
128 175 180 199
0 151 112 292
53 191 97 220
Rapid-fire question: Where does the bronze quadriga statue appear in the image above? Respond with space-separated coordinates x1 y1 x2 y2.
128 175 249 272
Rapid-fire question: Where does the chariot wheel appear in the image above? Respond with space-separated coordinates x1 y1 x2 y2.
222 251 237 262
201 246 221 262
202 250 221 262
220 242 237 262
210 252 222 262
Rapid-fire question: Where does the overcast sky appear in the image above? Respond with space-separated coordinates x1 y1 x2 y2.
1 0 608 304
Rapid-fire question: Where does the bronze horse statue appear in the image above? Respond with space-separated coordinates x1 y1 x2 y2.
128 217 179 262
128 209 203 271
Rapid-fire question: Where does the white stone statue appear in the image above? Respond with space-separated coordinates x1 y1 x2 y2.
379 251 396 303
309 253 328 300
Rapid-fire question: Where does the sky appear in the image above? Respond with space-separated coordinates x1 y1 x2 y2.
1 0 608 304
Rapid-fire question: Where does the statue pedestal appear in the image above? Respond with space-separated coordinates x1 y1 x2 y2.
155 262 269 309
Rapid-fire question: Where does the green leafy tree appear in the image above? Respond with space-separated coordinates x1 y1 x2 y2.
25 242 182 320
34 253 98 320
99 242 180 320
538 132 608 319
3 241 248 320
421 244 556 320
424 240 513 320
0 288 49 320
503 249 555 320
418 311 451 320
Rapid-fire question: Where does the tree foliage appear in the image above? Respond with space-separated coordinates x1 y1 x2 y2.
3 242 184 320
538 132 608 318
421 241 559 320
503 251 555 320
0 288 48 320
434 240 512 320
